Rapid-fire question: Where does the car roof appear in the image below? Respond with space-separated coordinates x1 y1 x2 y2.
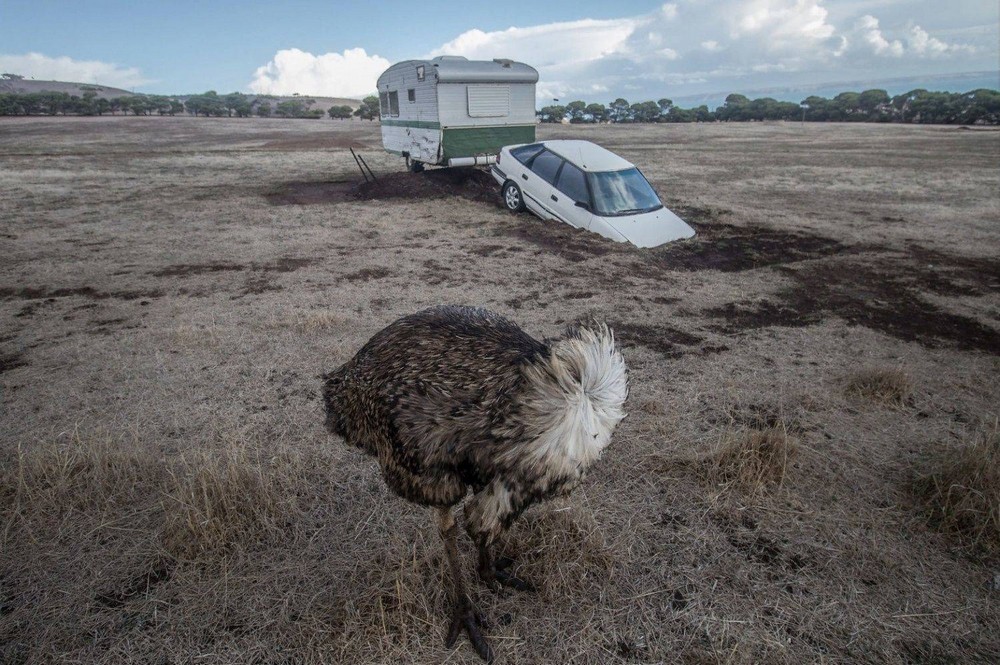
539 140 634 172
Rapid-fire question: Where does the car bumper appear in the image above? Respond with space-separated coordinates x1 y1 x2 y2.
490 165 507 186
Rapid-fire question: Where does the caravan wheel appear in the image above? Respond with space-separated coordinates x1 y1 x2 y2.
408 160 425 173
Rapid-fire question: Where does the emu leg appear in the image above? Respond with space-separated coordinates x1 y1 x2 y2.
477 536 535 592
438 507 493 663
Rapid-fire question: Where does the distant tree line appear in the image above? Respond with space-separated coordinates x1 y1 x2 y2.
4 77 996 126
538 88 1000 125
0 84 354 120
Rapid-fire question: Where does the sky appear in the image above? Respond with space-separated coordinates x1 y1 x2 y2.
1 0 997 103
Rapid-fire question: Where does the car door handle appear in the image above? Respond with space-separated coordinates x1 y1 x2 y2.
521 174 528 180
551 195 558 202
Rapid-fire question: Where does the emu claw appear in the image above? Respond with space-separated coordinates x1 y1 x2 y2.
494 556 535 592
445 600 493 663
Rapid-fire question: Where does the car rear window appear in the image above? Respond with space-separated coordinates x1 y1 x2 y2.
555 162 589 204
510 143 545 164
529 150 563 185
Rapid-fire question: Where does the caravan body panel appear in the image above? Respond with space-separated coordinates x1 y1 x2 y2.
377 57 538 166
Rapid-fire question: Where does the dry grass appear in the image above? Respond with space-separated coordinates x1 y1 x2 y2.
161 442 307 558
283 309 349 333
2 117 999 663
1 428 308 559
0 427 162 520
498 502 616 598
844 366 913 405
702 424 798 494
915 421 1000 556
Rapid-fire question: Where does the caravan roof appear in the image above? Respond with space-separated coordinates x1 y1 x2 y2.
409 56 538 84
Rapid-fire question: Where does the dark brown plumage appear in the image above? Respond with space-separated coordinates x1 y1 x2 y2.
323 305 628 661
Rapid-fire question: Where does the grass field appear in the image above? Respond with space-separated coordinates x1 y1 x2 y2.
1 116 998 664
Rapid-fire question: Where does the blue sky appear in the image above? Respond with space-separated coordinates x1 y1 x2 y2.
2 0 997 102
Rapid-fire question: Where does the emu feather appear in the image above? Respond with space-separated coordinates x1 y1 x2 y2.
322 305 628 661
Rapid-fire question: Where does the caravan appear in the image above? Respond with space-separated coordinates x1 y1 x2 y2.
376 56 538 170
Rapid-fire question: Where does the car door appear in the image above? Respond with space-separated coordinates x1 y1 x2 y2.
521 149 564 220
548 160 594 229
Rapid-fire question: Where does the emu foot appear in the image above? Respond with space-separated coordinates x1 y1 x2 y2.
445 597 493 663
488 556 536 592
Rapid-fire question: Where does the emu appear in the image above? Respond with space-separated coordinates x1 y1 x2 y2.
322 305 628 661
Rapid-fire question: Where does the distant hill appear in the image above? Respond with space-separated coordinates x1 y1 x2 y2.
0 78 360 110
0 78 135 99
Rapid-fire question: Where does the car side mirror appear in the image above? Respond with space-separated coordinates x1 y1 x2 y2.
575 201 591 211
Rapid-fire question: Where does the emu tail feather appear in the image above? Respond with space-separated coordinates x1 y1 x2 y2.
510 324 629 479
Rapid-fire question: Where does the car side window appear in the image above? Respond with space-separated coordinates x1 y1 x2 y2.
529 150 563 185
510 143 544 164
555 162 589 203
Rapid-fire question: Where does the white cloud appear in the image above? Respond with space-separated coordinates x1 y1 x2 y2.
855 15 904 56
249 47 390 98
427 17 639 68
246 1 992 102
908 25 973 56
846 15 976 59
731 0 835 46
0 52 149 88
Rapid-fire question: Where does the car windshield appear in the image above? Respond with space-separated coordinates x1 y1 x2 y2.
587 168 663 216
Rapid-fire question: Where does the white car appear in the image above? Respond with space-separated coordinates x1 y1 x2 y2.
490 140 695 248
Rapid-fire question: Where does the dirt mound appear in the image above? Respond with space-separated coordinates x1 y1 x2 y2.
265 168 501 207
354 167 500 205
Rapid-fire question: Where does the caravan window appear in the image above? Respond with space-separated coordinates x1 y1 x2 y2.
379 92 389 116
416 65 425 82
467 84 510 117
388 91 399 116
407 89 415 103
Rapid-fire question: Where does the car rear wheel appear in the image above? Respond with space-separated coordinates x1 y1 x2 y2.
503 181 525 213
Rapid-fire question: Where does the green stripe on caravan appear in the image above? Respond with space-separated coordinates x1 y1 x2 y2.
380 119 442 129
441 125 536 162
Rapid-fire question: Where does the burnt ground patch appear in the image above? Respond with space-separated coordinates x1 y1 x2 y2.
703 252 1000 354
264 168 501 207
0 351 26 374
498 205 848 270
498 217 616 264
0 286 163 301
150 257 313 278
646 206 848 273
903 244 1000 297
609 320 704 358
341 266 392 282
710 510 811 572
150 263 245 278
264 180 357 206
355 167 500 206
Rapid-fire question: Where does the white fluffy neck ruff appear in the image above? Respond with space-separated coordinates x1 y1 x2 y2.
515 325 629 480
